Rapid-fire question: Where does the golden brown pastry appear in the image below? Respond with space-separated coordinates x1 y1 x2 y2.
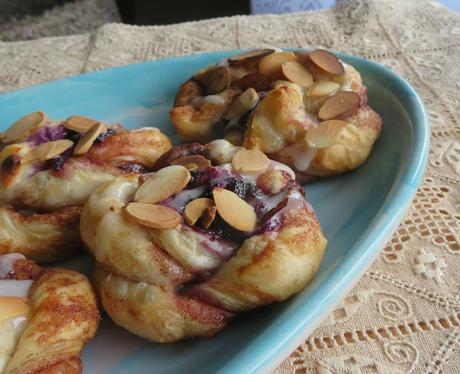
0 112 171 262
81 139 327 342
0 253 99 373
170 48 382 180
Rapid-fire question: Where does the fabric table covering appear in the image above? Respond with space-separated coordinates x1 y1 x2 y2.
0 0 459 372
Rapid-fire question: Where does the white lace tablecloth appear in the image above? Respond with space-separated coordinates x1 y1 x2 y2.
1 0 459 372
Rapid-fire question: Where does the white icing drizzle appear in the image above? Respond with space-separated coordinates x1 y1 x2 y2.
0 254 25 279
283 144 317 172
166 186 206 212
191 95 225 109
9 315 27 330
202 95 225 105
264 190 290 212
0 280 33 298
266 190 307 225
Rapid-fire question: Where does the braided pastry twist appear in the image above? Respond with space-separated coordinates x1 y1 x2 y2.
0 112 171 262
0 253 99 373
82 140 327 342
170 48 382 181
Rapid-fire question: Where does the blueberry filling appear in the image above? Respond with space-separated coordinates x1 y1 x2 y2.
25 124 117 173
95 128 115 143
27 124 68 145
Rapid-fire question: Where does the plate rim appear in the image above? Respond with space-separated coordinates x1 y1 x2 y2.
0 50 430 374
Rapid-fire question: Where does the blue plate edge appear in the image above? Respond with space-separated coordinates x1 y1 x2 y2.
0 50 430 374
212 53 430 373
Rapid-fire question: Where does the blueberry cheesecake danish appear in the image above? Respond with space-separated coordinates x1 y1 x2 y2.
81 139 327 342
0 253 99 374
170 48 382 180
0 112 171 262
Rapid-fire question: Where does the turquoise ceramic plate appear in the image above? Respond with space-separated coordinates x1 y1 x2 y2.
0 50 429 373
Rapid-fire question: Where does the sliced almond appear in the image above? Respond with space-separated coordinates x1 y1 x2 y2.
213 188 256 232
73 122 106 156
228 49 275 66
231 73 272 92
305 120 347 148
65 115 99 133
224 88 259 120
171 155 211 170
281 61 313 88
309 49 345 76
317 91 360 121
0 296 30 322
196 66 231 94
259 52 298 80
184 198 214 225
309 81 340 97
200 205 217 229
135 165 191 203
232 149 269 173
22 139 73 163
123 202 180 229
2 111 47 143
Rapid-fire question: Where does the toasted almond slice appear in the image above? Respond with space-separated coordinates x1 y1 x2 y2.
73 122 106 156
2 111 47 143
281 61 314 88
306 120 347 148
197 66 231 94
22 139 73 163
135 165 191 203
123 202 180 229
309 49 345 76
232 149 269 173
224 88 259 120
213 188 256 231
0 296 30 322
259 52 298 80
65 115 100 133
231 73 272 92
184 198 214 226
309 81 340 96
228 49 275 66
200 205 217 229
172 155 211 170
318 91 360 121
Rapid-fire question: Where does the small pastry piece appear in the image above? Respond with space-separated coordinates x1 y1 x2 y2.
0 112 171 262
0 253 99 374
170 48 382 180
81 140 327 342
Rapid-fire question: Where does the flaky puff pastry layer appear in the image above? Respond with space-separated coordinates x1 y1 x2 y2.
170 52 382 179
0 123 171 263
81 168 326 342
246 77 382 179
2 261 99 374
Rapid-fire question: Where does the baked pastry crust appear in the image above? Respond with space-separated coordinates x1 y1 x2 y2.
81 140 327 342
0 113 171 262
170 49 382 179
0 253 99 374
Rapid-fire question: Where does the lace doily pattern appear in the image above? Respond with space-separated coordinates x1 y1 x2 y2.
0 0 459 372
